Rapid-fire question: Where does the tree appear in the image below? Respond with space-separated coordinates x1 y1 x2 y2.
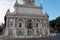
55 16 60 32
56 16 60 24
49 20 56 28
49 16 60 33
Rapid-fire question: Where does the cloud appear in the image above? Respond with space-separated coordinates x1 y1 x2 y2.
0 0 14 25
0 0 24 25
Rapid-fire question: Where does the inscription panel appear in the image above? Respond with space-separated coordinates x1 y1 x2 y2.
18 7 41 15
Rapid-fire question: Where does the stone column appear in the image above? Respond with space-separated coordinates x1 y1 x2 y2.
13 18 16 37
16 18 19 28
34 19 36 36
47 20 50 35
32 19 34 28
24 18 27 36
39 20 42 36
34 28 36 36
40 20 42 28
5 18 8 36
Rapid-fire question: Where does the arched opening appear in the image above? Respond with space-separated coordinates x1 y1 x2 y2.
27 19 33 29
18 19 24 28
19 22 22 28
36 20 40 27
17 19 24 36
36 23 38 27
27 19 33 36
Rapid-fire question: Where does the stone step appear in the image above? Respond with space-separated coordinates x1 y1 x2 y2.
0 35 60 40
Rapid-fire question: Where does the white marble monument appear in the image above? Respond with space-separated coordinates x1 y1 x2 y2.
5 0 50 37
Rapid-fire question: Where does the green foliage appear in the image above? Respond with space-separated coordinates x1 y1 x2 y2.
49 16 60 32
49 20 56 28
56 16 60 24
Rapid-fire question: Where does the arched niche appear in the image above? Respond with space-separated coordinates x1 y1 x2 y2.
26 19 34 36
35 19 40 28
17 19 25 28
16 19 25 36
27 19 33 29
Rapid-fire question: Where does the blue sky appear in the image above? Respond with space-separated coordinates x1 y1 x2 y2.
0 0 60 25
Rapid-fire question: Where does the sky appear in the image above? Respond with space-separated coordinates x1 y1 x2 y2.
0 0 60 25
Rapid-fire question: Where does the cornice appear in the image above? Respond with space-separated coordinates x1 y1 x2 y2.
14 4 42 9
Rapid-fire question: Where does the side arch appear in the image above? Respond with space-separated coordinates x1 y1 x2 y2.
17 19 25 28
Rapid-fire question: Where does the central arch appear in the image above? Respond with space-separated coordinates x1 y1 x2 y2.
26 19 34 36
27 19 33 29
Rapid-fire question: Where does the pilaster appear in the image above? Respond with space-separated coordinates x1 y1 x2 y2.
13 18 16 37
34 19 36 35
24 18 27 36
